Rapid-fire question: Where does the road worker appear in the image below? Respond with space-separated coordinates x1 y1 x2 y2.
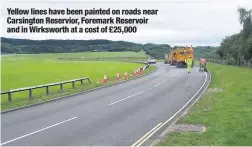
187 56 193 73
199 58 202 71
199 58 207 72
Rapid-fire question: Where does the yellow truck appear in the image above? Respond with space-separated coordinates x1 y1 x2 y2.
164 49 177 66
175 46 195 68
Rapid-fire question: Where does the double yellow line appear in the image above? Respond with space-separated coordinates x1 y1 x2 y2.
131 123 162 147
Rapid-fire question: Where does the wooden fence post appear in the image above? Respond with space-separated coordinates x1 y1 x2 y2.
87 78 91 84
8 92 12 102
46 86 49 95
29 89 32 99
60 83 63 92
72 81 75 88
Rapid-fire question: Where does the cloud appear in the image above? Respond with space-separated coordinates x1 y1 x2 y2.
1 0 252 46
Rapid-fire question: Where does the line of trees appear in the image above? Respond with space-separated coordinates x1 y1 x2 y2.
1 37 218 59
1 37 173 59
216 7 252 64
1 38 142 53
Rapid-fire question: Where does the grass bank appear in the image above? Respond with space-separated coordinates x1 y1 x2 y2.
157 63 252 146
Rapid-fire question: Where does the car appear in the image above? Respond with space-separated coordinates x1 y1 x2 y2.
147 57 156 64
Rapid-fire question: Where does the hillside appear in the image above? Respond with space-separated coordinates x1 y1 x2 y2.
1 37 143 53
194 46 218 59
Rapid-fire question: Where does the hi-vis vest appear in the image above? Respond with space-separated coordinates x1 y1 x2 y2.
186 59 193 65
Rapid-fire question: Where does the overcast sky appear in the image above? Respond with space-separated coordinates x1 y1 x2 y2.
1 0 252 46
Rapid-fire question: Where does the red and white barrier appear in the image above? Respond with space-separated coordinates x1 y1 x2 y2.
103 74 107 84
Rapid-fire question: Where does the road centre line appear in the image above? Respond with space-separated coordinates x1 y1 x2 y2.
1 117 78 146
131 123 162 147
108 91 144 105
171 68 180 78
132 72 208 146
153 80 166 87
89 109 100 112
109 68 180 105
153 69 180 87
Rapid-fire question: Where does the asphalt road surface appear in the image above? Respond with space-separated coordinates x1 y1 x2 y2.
1 62 208 146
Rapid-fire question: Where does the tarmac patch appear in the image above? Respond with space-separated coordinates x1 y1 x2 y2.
170 124 206 133
207 88 223 93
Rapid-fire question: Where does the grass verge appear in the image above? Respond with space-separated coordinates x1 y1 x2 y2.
156 63 252 146
156 59 164 62
1 63 156 112
1 52 152 111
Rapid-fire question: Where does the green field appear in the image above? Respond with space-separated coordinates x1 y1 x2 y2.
157 63 252 146
1 52 154 110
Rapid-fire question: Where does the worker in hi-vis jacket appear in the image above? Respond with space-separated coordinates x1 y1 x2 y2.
186 56 193 73
199 58 207 72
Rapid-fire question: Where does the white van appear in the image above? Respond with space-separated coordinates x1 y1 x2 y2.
147 57 156 64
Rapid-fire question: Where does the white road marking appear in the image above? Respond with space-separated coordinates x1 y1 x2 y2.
153 80 166 87
136 123 163 147
153 68 180 87
89 109 100 112
1 117 78 146
131 123 162 147
110 68 180 105
132 72 208 146
145 87 152 91
108 91 144 105
171 68 180 78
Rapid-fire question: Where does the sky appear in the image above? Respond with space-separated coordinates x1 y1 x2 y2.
1 0 252 46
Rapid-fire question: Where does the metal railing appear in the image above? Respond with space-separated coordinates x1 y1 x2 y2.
1 77 91 102
57 56 149 61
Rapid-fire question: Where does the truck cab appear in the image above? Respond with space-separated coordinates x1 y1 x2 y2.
176 47 194 68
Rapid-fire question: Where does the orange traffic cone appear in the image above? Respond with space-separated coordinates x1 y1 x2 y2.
116 73 120 80
103 74 107 84
133 70 136 76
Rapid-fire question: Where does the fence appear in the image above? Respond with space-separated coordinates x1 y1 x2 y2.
1 77 91 102
58 56 149 61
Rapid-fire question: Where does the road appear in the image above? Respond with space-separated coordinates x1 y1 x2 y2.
1 62 209 146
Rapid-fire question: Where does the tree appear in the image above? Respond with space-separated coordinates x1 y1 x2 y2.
217 7 252 62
